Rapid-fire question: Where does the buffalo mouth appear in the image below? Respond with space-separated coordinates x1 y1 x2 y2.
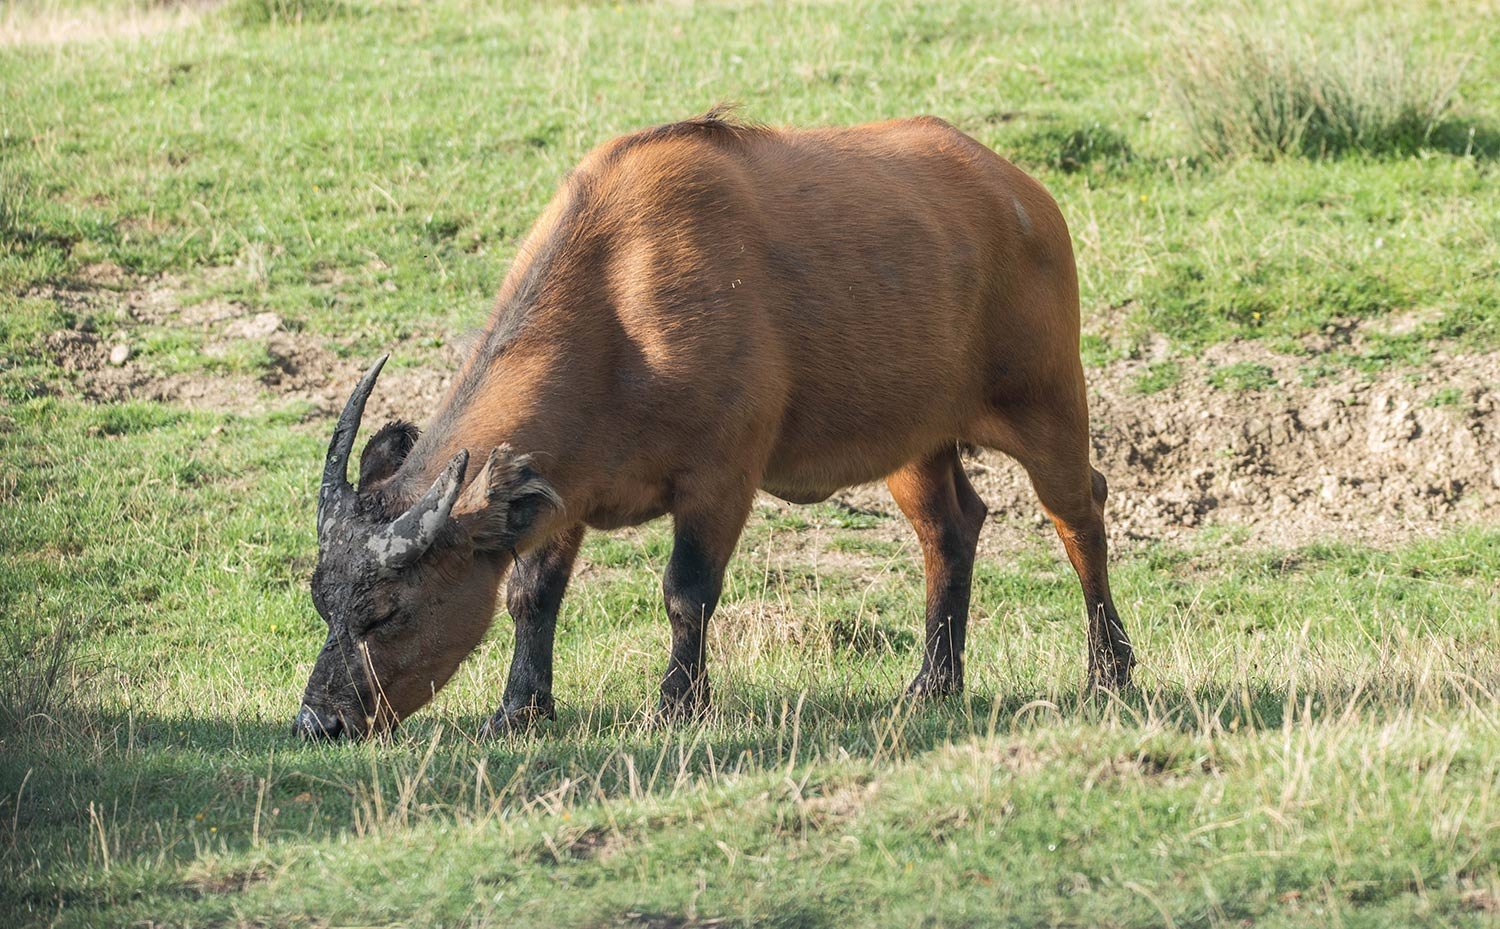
293 703 391 741
292 704 348 741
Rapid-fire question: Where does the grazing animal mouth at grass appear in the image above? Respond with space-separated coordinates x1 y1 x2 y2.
292 704 346 741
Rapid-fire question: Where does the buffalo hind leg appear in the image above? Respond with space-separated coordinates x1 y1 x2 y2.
658 487 754 721
1051 467 1134 690
991 405 1134 690
887 444 988 698
482 524 586 736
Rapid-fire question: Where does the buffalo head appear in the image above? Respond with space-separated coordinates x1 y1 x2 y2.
294 357 559 740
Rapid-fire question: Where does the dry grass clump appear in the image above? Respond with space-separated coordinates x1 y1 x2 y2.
0 619 77 735
1165 20 1471 159
0 0 206 46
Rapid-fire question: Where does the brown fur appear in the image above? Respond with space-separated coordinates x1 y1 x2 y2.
305 112 1134 737
411 114 1084 520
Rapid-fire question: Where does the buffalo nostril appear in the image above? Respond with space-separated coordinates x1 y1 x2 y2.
293 705 344 741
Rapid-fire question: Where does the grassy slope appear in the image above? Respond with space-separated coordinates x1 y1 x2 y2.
2 397 1497 925
4 1 1498 357
2 0 1499 926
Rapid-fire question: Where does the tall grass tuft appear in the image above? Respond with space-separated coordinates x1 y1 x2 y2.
231 0 357 27
0 619 79 735
1165 21 1470 159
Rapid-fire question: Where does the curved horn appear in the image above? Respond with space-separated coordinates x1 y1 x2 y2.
367 449 469 572
318 355 388 527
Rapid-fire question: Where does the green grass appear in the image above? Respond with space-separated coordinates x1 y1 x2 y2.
3 0 1500 926
1 393 1497 925
1132 360 1183 395
2 0 1498 357
1207 361 1278 392
1428 387 1465 409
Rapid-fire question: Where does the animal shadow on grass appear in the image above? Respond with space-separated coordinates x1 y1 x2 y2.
1 668 1455 872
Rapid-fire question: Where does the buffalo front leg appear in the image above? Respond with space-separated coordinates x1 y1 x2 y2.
658 488 753 721
481 524 585 736
887 444 987 698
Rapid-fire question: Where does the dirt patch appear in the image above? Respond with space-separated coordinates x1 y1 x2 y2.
943 740 1049 776
834 338 1500 548
29 274 1500 547
1461 884 1498 914
535 823 629 863
180 865 269 896
1084 749 1221 788
791 779 879 833
35 273 456 426
769 775 880 837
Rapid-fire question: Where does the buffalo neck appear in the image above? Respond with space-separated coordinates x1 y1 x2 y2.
388 182 612 518
390 341 571 502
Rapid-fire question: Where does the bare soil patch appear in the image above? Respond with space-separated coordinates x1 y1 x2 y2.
179 864 269 896
835 338 1499 548
32 274 1499 547
535 823 631 863
780 776 880 834
36 271 455 426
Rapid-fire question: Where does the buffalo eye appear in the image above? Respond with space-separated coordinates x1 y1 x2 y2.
356 608 401 637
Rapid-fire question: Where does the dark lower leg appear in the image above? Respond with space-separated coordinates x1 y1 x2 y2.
994 377 1135 690
889 447 986 697
1052 475 1133 689
1017 425 1135 690
910 540 974 695
659 533 722 718
658 499 749 720
484 525 584 733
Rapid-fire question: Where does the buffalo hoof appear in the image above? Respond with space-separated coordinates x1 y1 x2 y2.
655 681 711 725
1088 644 1136 693
905 669 963 700
480 697 556 738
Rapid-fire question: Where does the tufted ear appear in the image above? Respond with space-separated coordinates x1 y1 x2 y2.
454 444 562 553
359 420 419 491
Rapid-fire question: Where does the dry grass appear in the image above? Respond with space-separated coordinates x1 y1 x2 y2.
0 1 212 46
1164 17 1471 159
0 617 78 736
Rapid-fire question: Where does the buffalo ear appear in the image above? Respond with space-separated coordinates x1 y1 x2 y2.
455 444 561 553
359 420 419 490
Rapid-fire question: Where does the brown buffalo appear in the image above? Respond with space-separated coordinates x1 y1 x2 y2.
294 109 1134 741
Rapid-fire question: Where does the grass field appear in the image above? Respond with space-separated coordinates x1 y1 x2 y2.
3 1 1499 926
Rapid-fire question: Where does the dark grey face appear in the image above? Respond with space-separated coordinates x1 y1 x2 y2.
298 494 424 740
293 358 559 741
296 490 502 740
299 560 378 741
